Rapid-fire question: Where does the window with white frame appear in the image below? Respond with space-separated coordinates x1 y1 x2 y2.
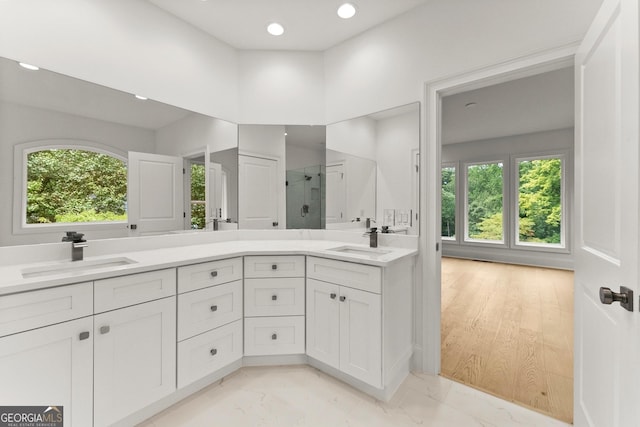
465 161 504 243
22 147 127 226
516 154 565 247
441 165 456 239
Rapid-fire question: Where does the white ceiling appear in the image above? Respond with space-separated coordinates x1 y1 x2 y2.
0 57 192 130
147 0 429 51
442 67 575 145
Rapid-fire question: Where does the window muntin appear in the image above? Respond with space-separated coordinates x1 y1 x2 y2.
465 162 504 243
26 148 127 225
441 165 456 239
516 156 564 247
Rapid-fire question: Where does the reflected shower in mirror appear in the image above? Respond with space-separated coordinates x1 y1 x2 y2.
0 56 238 246
326 102 420 235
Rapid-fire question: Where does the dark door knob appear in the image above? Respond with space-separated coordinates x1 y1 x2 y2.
599 286 634 311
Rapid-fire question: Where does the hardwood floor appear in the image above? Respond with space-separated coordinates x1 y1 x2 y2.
440 257 574 423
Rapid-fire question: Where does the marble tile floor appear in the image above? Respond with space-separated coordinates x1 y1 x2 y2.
138 365 570 427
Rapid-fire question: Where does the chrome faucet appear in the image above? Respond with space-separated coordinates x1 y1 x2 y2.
365 217 376 230
364 227 378 248
62 231 87 261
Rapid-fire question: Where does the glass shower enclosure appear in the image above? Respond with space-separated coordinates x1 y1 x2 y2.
286 165 325 229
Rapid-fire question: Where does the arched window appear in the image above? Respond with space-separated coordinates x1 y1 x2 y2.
23 147 127 225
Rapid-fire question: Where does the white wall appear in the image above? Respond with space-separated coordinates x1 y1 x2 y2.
155 113 238 157
441 128 574 269
0 101 156 246
376 110 420 225
238 50 325 125
0 0 239 121
324 0 602 123
326 116 376 160
285 144 325 171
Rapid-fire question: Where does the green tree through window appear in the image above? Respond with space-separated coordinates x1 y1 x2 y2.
441 166 456 238
26 149 127 224
518 158 562 244
466 162 504 241
190 163 206 229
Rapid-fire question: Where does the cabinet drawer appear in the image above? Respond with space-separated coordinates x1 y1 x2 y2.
0 283 93 337
177 320 243 389
244 255 305 278
244 278 304 317
94 268 176 313
178 257 243 293
307 256 381 294
244 316 305 356
177 280 243 341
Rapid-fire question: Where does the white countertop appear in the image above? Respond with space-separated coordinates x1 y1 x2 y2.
0 239 417 296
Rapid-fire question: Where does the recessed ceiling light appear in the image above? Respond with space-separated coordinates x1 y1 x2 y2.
135 95 148 101
337 3 357 19
18 62 39 71
267 22 285 36
465 102 478 108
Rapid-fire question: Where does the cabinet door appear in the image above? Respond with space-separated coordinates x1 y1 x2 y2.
94 297 176 427
0 317 93 427
339 287 382 388
306 278 340 369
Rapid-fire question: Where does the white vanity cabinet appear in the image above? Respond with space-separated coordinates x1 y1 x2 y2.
0 283 94 427
243 255 306 356
306 256 414 394
93 270 177 427
176 258 243 388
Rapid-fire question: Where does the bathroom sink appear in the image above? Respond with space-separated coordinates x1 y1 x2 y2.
327 246 392 258
21 257 137 278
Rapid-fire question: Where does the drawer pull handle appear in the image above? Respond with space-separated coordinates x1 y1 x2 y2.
210 348 218 356
100 326 110 335
272 264 278 270
330 293 336 299
210 305 218 312
210 271 218 278
272 295 277 301
339 296 346 302
79 331 90 341
271 333 277 340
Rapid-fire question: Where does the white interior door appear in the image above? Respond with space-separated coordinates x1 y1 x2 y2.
128 151 183 235
574 0 639 426
326 163 345 224
209 162 223 223
238 155 279 229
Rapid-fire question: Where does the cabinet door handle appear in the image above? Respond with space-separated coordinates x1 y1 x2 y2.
272 295 277 301
210 348 218 356
210 305 218 312
339 296 346 302
210 271 218 278
271 333 277 340
271 264 278 270
100 326 110 335
330 293 337 299
79 331 90 341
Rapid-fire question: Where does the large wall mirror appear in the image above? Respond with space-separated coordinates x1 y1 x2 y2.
237 102 420 235
0 56 238 246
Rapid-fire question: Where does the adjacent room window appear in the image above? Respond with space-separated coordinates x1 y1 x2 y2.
465 161 504 243
26 148 127 224
190 163 206 229
516 155 564 247
441 165 456 239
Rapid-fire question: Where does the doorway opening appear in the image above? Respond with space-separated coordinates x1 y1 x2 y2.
424 49 577 423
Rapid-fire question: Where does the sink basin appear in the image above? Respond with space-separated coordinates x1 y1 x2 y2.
22 257 137 278
327 246 392 258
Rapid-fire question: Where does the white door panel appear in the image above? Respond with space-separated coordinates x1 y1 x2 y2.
326 163 345 224
128 152 183 235
574 0 639 426
238 155 279 229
